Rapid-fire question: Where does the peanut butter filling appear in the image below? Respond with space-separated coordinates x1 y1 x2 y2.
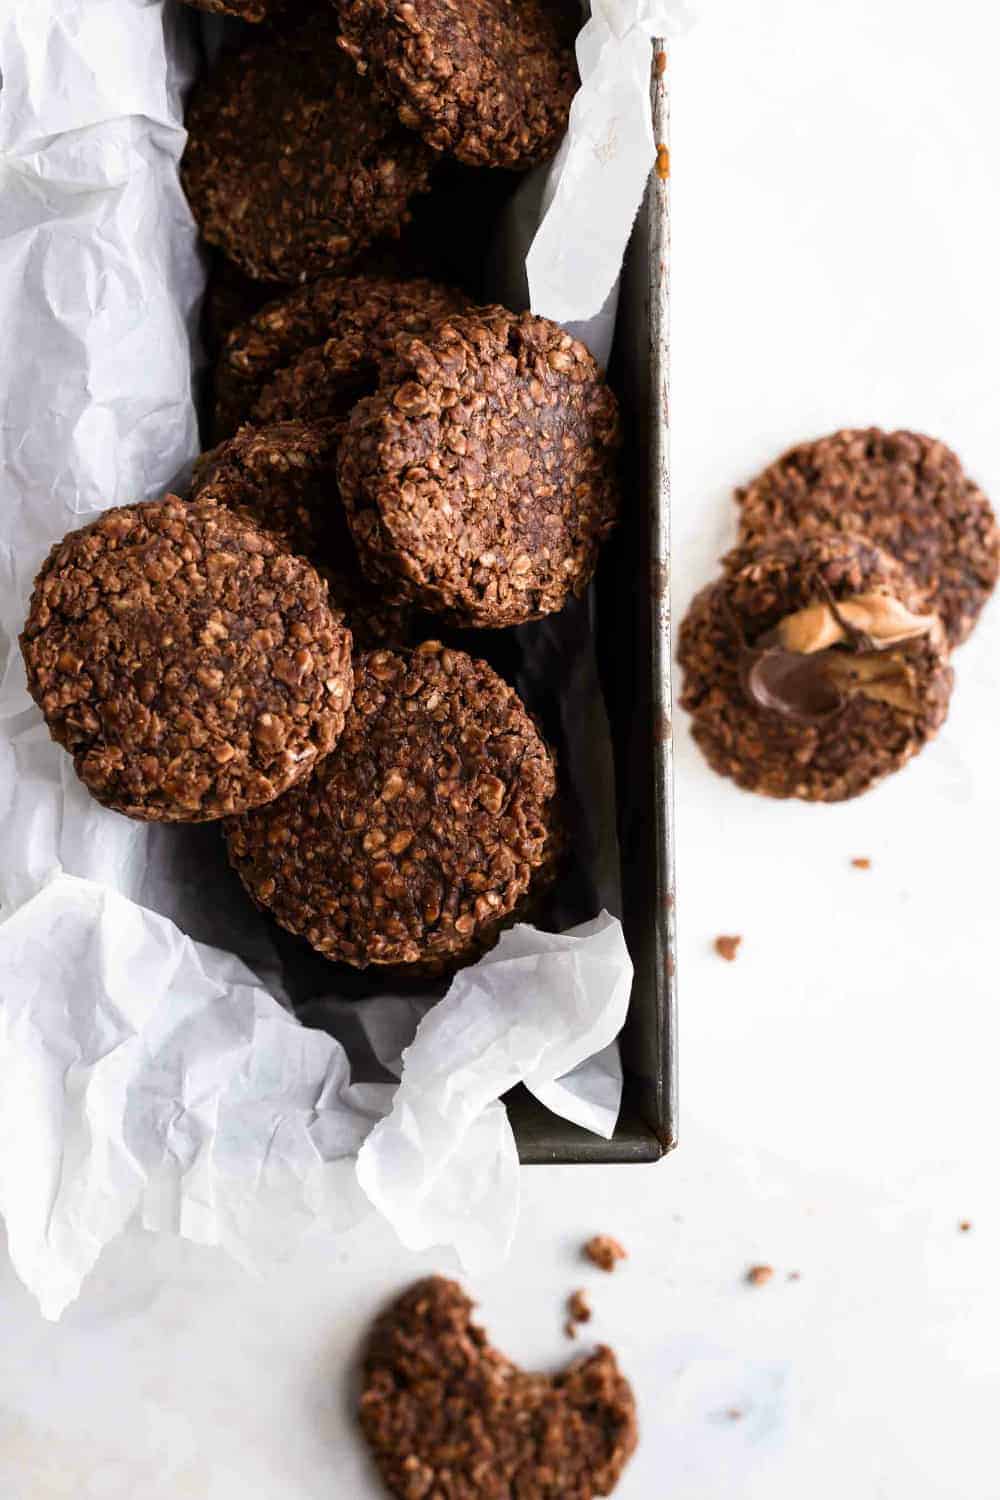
771 592 941 654
739 592 941 722
821 650 923 715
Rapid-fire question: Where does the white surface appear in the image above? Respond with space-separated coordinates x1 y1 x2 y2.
2 0 999 1494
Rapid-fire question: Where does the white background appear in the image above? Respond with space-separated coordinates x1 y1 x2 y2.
2 0 999 1495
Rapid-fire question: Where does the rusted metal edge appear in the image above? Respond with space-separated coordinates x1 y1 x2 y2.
518 41 676 1164
648 39 678 1155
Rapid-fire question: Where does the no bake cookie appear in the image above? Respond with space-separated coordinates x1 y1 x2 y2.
736 428 1000 647
213 273 469 441
181 13 434 284
225 641 560 971
191 420 413 646
338 306 622 628
180 0 273 19
360 1277 637 1500
21 495 353 821
679 532 953 801
338 0 579 170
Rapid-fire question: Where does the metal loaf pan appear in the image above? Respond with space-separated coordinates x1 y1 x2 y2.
192 22 676 1166
511 46 676 1164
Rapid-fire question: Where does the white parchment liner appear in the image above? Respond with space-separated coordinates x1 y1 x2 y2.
0 0 689 1319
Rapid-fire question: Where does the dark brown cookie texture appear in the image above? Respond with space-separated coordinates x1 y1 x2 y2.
678 533 954 802
213 273 469 442
338 306 622 629
252 282 472 431
191 420 413 648
21 495 353 823
736 428 1000 647
338 0 579 169
181 13 434 285
225 642 560 971
192 420 347 563
179 0 271 18
360 1278 638 1500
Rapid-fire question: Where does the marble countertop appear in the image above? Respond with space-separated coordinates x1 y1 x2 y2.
2 0 998 1494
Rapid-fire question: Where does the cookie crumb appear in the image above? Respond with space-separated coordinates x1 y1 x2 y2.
746 1264 774 1287
564 1320 577 1339
725 1408 743 1422
584 1235 628 1273
715 935 742 962
851 857 872 870
959 1220 972 1233
568 1290 592 1326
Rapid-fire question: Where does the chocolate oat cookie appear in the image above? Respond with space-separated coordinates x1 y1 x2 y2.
192 420 347 562
338 0 579 169
736 429 1000 647
213 274 469 441
179 0 271 18
191 420 413 647
225 642 560 971
360 1277 638 1500
252 283 471 429
679 533 953 802
338 306 622 629
181 12 434 284
21 495 353 822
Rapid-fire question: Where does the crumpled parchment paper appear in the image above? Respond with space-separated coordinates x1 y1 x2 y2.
0 873 629 1320
527 0 694 327
0 0 653 1320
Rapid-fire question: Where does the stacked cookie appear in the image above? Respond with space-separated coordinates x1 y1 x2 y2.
193 273 476 649
181 9 437 286
181 0 618 640
20 0 624 978
20 301 620 971
181 0 578 233
19 498 569 977
193 281 622 634
680 430 1000 801
180 0 577 297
